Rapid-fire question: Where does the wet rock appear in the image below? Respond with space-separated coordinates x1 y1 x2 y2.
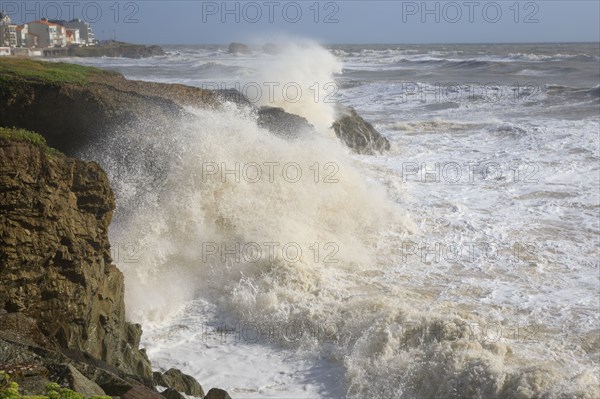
0 141 151 379
162 387 187 399
257 106 315 138
215 89 253 107
121 384 166 399
0 59 218 156
46 364 106 397
156 368 204 397
332 104 391 154
1 59 388 158
0 327 131 396
228 42 250 54
204 387 233 399
69 40 165 58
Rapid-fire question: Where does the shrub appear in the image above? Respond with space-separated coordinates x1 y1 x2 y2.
0 127 63 157
0 373 109 399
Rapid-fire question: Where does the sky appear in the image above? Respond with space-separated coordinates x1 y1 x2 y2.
1 1 599 44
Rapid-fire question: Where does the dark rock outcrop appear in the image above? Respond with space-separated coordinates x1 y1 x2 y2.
332 104 391 154
153 368 204 397
69 40 165 58
257 106 314 138
0 140 151 380
0 61 219 156
161 387 186 399
1 59 387 159
120 384 166 399
0 312 150 397
0 139 210 398
205 387 233 399
228 42 250 54
46 364 106 397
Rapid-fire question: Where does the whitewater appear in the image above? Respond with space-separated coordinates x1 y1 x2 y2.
56 41 600 398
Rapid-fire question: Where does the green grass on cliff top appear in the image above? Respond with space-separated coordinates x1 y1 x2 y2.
0 127 62 157
0 58 118 85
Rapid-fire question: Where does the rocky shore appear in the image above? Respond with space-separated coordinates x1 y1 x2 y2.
0 58 390 398
68 41 165 59
0 128 214 399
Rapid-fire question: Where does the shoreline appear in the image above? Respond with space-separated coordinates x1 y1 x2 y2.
0 57 387 399
0 40 165 59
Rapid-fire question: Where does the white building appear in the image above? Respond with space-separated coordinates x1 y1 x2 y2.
16 24 38 48
0 12 17 47
66 28 81 46
27 19 67 48
50 19 94 45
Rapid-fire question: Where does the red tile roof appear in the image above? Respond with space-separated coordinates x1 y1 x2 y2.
31 20 60 27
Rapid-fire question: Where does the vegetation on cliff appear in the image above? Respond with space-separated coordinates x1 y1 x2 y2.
0 127 62 156
0 59 118 86
0 58 388 156
0 372 109 399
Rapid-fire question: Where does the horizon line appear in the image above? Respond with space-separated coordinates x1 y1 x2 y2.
149 41 600 46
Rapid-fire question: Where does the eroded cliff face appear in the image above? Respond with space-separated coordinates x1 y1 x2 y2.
0 59 389 158
0 140 151 380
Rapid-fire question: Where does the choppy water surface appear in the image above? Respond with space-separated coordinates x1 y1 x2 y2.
56 42 600 398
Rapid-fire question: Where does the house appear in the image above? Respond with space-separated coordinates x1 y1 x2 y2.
27 19 67 48
16 24 38 48
50 19 94 45
66 28 81 46
0 12 17 47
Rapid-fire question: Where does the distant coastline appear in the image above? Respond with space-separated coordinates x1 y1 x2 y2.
2 40 164 59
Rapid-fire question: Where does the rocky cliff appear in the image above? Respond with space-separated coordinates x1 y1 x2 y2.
0 130 209 398
69 41 165 59
0 58 389 397
0 135 150 376
0 58 388 156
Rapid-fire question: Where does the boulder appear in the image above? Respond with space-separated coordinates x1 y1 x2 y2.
332 104 391 154
46 364 106 397
121 384 166 399
204 387 233 399
228 42 250 54
257 106 315 138
0 324 133 397
215 89 253 107
155 368 204 397
162 387 187 399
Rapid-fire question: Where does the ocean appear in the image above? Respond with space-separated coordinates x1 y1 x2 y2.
51 42 600 398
